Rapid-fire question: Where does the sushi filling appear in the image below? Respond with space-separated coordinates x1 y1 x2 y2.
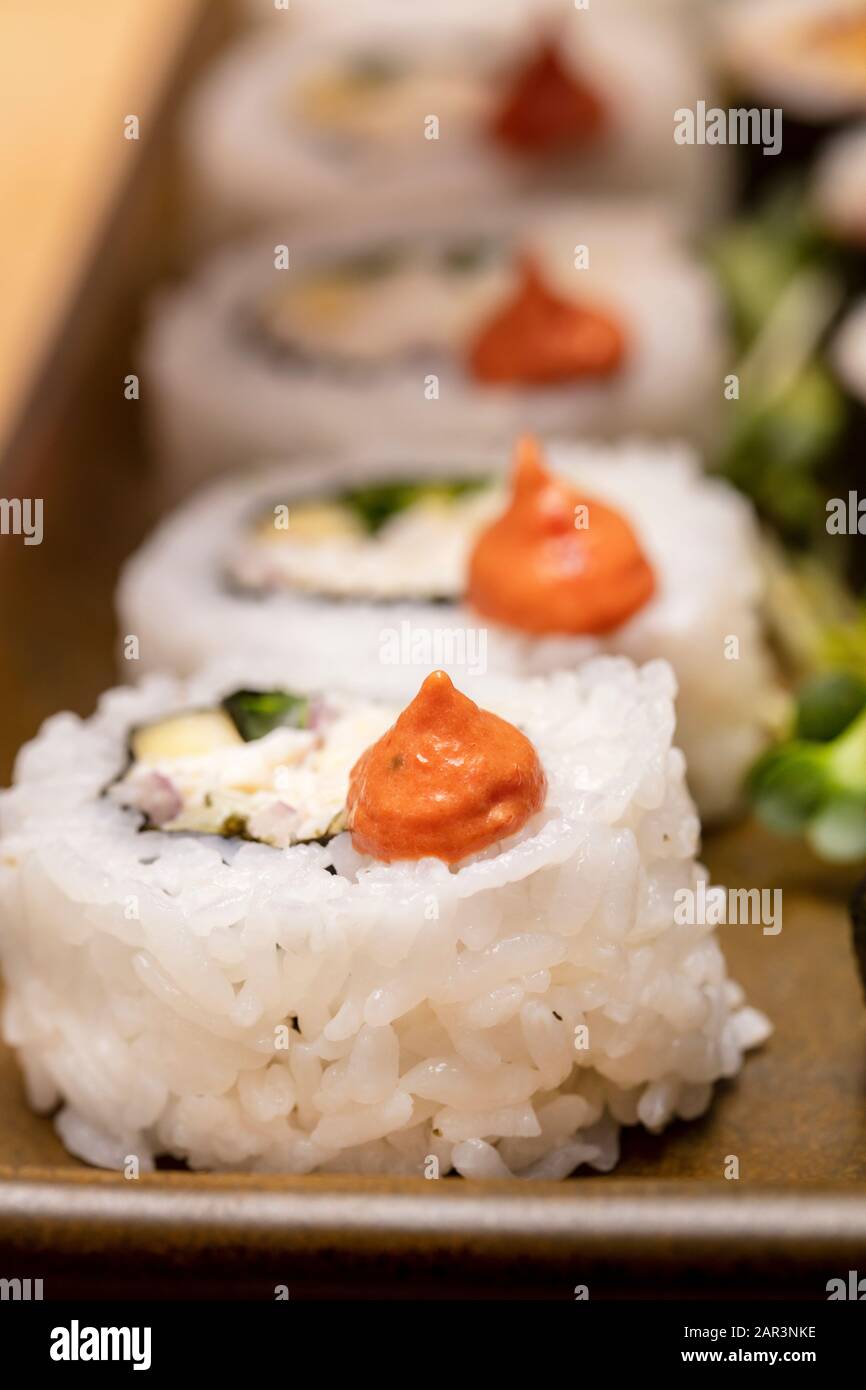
291 53 490 156
248 237 624 388
224 439 655 637
227 476 500 601
109 689 394 849
288 35 605 162
252 239 509 372
109 675 547 866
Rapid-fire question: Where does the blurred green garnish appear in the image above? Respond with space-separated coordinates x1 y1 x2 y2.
712 188 848 541
749 675 866 861
723 365 845 537
710 187 821 349
795 671 866 742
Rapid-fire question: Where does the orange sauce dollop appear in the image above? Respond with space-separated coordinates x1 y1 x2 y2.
468 436 655 635
347 671 546 864
468 256 625 386
491 39 606 155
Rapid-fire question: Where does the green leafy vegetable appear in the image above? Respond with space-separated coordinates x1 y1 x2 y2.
722 365 846 539
795 672 866 742
749 689 866 862
822 611 866 686
709 187 820 350
711 188 848 541
337 476 488 535
716 190 866 865
222 689 311 742
761 542 866 683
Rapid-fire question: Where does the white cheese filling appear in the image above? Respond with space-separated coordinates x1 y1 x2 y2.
228 487 503 601
111 697 396 848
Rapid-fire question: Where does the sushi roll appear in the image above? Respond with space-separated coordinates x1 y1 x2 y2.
718 0 866 196
0 657 769 1175
720 0 866 124
142 202 727 488
183 1 726 238
117 438 784 822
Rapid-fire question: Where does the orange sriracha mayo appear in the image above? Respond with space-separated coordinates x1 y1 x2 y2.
467 436 656 635
347 671 546 864
491 38 606 155
468 256 625 387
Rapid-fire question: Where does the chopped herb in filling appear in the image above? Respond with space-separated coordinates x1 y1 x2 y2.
440 238 497 274
250 232 511 374
337 246 405 280
334 475 488 535
227 473 500 603
346 55 404 87
223 688 311 741
110 689 394 850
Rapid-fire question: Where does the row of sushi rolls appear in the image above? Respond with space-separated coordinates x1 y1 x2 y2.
3 0 866 1181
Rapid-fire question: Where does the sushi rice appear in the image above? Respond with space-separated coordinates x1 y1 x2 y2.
0 656 769 1176
142 202 727 489
117 440 783 822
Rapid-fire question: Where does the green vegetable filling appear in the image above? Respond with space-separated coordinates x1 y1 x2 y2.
222 689 311 743
749 674 866 862
440 239 496 274
335 476 488 535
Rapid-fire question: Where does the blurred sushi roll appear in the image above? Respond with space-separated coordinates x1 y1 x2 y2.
832 297 866 402
183 0 728 238
0 656 768 1174
720 0 866 125
718 0 866 197
812 124 866 247
238 0 533 32
142 201 727 487
117 437 783 822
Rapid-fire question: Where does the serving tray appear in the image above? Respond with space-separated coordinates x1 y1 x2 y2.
0 0 863 1302
0 808 863 1298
